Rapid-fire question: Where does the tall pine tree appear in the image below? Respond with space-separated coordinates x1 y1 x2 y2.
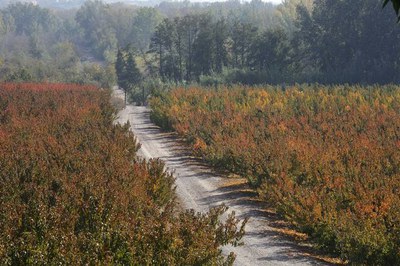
115 48 127 104
116 49 126 85
125 52 142 87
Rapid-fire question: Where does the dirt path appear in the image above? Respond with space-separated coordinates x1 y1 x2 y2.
114 89 328 266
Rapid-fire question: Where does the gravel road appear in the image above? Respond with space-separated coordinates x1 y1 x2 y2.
114 89 328 266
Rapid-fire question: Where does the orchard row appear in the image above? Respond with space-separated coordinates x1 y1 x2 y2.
0 83 245 265
150 84 400 264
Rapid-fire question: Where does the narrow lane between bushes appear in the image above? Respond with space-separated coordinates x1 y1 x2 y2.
114 88 330 266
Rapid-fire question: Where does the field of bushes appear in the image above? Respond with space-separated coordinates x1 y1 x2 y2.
0 83 246 265
150 84 400 264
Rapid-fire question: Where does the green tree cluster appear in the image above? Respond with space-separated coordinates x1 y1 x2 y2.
144 0 400 85
147 14 291 83
1 0 400 86
0 0 279 86
75 0 118 61
294 0 400 83
115 47 142 104
2 2 56 36
0 2 116 86
0 1 162 86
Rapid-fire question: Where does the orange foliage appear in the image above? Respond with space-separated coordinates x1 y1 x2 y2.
150 84 400 264
0 83 245 265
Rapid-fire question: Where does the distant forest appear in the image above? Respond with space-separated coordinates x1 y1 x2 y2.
0 0 399 89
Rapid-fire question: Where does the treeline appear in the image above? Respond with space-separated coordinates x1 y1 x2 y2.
0 1 159 85
0 2 117 86
0 0 84 9
0 0 276 87
148 14 289 83
0 83 246 265
150 85 400 264
145 0 400 85
2 0 399 87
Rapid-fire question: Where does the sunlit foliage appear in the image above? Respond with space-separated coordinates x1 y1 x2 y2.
0 83 246 265
150 85 400 264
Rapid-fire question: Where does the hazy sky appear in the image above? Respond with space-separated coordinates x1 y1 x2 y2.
193 0 283 4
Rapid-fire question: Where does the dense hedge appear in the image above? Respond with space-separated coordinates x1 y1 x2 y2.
150 85 400 264
0 83 246 265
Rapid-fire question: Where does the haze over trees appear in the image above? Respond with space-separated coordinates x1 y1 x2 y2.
0 0 277 84
0 0 399 88
143 0 400 85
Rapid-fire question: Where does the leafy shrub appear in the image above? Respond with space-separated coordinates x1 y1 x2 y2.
0 83 246 265
150 84 400 264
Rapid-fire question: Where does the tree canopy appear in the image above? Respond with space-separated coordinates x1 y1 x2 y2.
0 0 399 86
